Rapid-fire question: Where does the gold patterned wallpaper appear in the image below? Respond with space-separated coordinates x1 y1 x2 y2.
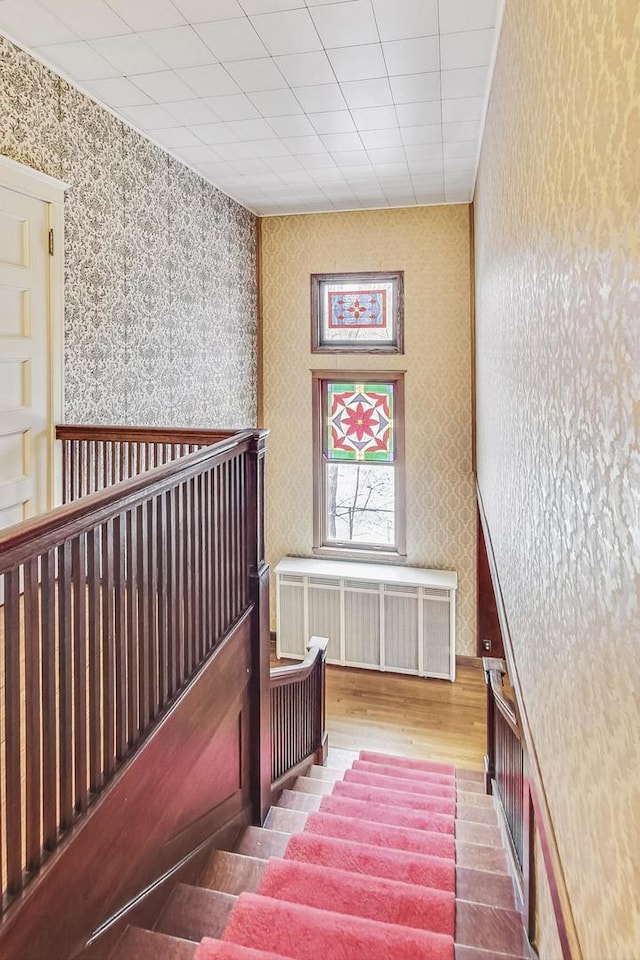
261 205 476 655
474 1 640 957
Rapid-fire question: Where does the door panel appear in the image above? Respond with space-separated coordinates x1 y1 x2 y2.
0 183 50 529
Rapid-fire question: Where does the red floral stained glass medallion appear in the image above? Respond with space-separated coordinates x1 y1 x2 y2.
326 381 394 462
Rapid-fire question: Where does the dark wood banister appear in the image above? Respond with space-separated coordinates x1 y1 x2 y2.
0 431 256 563
56 424 238 444
270 636 328 686
484 656 520 739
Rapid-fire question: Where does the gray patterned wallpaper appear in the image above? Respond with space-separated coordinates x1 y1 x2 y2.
0 35 257 428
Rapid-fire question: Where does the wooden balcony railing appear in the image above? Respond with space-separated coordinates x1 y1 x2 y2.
270 637 328 793
0 426 268 910
56 424 239 502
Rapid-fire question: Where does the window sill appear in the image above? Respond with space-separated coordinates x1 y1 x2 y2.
312 545 407 565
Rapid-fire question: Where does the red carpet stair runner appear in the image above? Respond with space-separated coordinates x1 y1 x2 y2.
111 751 528 960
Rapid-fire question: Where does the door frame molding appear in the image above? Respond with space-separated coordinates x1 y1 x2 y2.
0 155 68 509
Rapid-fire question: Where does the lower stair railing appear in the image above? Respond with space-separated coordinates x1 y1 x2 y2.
270 636 328 796
484 657 535 943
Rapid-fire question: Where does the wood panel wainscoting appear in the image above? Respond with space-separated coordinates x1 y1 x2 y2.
0 426 271 960
478 482 582 959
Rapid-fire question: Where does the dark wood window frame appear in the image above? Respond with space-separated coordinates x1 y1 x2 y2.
312 369 407 562
310 271 404 354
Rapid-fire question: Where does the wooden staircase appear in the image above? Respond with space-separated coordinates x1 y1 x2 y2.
109 749 529 960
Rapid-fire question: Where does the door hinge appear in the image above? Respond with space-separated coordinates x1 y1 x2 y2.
48 228 54 256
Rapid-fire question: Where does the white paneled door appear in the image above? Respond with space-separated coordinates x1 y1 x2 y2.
0 183 52 531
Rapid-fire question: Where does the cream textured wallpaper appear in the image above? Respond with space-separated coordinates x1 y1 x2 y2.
261 205 476 655
0 36 256 428
474 1 640 956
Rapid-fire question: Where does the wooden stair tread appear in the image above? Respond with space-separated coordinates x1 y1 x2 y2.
456 865 515 909
292 775 334 795
456 900 528 957
200 849 268 895
276 789 322 812
235 826 290 859
455 945 527 960
109 926 196 960
155 884 236 942
456 839 509 874
263 806 308 833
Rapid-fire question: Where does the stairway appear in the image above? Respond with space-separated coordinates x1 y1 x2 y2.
110 749 528 959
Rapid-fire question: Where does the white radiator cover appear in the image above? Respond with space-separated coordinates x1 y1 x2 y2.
275 557 457 682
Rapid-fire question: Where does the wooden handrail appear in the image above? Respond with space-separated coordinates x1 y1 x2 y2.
270 637 329 687
484 657 520 739
56 424 238 444
0 431 257 567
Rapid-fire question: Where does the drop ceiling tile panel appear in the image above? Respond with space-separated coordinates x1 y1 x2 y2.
443 120 480 142
164 98 220 125
296 151 335 167
401 123 441 145
263 155 303 172
37 41 119 80
293 82 347 112
403 142 442 160
173 144 221 163
225 57 287 91
193 121 240 144
251 9 322 56
383 36 439 76
327 43 386 82
443 140 476 159
360 126 402 148
321 131 363 152
440 65 488 99
132 69 200 101
249 88 302 116
334 149 370 165
309 111 355 134
90 35 168 75
139 26 217 69
395 99 441 126
195 19 268 61
282 134 325 154
203 93 261 119
247 138 292 155
268 114 316 137
351 105 397 130
153 126 203 148
119 103 179 128
275 51 335 86
214 141 257 159
440 29 495 70
105 0 185 31
310 1 378 48
441 95 484 123
41 0 131 39
228 117 278 138
371 0 438 41
438 0 499 34
178 64 240 97
389 71 440 104
341 77 393 108
173 0 245 21
83 77 153 107
366 146 405 163
0 0 77 46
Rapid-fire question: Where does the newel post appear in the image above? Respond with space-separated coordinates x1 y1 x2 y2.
246 429 271 824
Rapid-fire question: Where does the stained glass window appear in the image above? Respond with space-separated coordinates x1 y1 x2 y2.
313 372 405 557
311 272 404 353
326 382 394 463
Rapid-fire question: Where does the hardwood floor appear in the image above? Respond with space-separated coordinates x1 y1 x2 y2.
272 647 487 772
